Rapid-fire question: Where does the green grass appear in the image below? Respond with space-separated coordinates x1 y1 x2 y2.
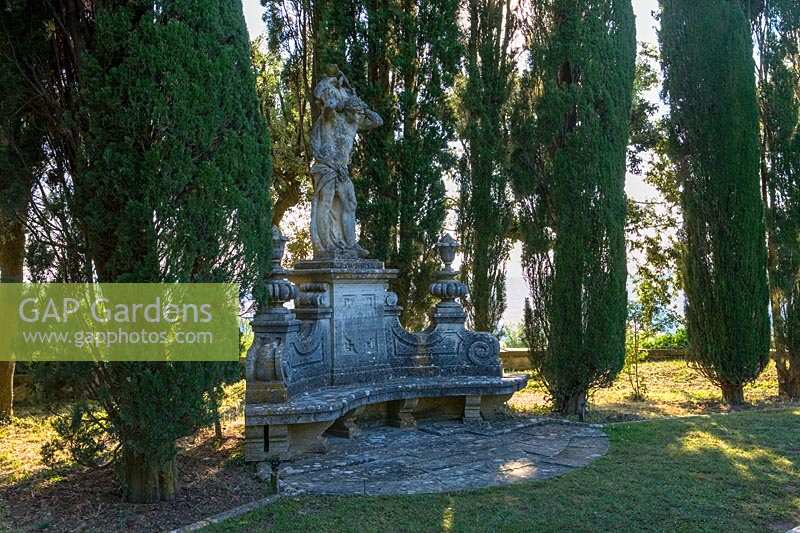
0 409 61 485
209 409 800 533
510 359 792 422
3 362 797 531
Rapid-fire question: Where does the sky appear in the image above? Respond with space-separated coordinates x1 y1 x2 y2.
241 0 665 326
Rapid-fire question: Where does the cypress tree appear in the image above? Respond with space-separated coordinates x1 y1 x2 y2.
67 0 272 502
457 0 517 333
511 0 636 415
392 0 460 328
755 0 800 399
659 0 770 405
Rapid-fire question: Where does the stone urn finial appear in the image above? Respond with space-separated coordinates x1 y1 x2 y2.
266 226 297 310
430 233 467 304
272 226 289 270
435 233 459 274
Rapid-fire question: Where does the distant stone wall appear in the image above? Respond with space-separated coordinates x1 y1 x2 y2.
499 347 692 371
500 348 535 371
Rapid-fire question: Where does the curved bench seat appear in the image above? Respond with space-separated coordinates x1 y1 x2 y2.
244 374 529 461
246 374 528 426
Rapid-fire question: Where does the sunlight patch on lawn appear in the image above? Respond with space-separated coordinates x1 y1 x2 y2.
441 501 455 532
0 411 60 485
509 359 792 422
677 429 795 481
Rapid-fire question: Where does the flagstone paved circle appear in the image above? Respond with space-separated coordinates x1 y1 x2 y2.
261 417 609 496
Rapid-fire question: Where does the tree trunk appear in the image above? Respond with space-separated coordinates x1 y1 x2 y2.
123 452 178 503
0 213 25 422
555 390 587 420
777 360 800 400
778 374 800 399
720 382 745 406
211 395 223 442
771 290 800 400
0 363 13 422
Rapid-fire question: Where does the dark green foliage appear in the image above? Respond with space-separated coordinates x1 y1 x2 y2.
0 0 51 424
641 328 688 350
513 0 636 415
79 1 271 291
2 1 96 285
0 0 48 249
390 1 460 329
313 0 460 329
755 0 800 399
0 5 44 219
626 44 661 176
41 402 117 469
70 0 271 501
1 0 271 502
659 0 770 405
456 0 516 333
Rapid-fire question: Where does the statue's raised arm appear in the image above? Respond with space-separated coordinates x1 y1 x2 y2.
354 101 383 131
340 88 383 131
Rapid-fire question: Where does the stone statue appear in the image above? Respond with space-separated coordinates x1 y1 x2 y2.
310 64 383 259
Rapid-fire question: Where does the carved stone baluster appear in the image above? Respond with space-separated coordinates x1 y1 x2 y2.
429 233 469 329
245 226 299 405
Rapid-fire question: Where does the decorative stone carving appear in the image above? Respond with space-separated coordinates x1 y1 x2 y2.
245 226 329 404
429 233 468 304
309 64 383 259
466 337 495 366
296 283 329 309
435 233 459 272
428 234 469 329
245 339 281 383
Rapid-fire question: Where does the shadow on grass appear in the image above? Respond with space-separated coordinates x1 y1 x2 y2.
209 409 800 533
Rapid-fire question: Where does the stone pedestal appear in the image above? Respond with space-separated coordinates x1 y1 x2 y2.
289 258 399 387
325 407 365 438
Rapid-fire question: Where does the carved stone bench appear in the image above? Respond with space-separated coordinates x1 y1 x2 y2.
244 375 527 461
244 230 528 463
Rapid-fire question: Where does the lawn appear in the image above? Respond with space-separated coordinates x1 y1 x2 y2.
510 359 791 422
1 360 798 531
210 408 800 533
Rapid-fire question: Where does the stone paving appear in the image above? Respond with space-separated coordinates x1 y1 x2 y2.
260 417 608 496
